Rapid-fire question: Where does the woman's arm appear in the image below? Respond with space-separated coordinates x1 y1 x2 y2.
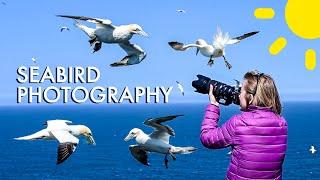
200 104 236 149
200 84 236 149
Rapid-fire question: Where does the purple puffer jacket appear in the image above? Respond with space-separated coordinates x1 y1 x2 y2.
200 104 287 180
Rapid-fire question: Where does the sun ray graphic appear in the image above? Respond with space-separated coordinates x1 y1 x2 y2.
305 49 316 71
269 37 287 56
254 8 275 19
254 0 319 71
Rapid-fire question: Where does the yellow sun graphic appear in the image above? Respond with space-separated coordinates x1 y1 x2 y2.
254 0 319 71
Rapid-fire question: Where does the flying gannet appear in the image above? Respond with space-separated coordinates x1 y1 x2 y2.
31 57 36 63
60 26 70 32
14 120 96 164
169 28 259 69
57 15 148 67
310 145 317 154
177 9 186 13
176 81 184 96
124 115 196 168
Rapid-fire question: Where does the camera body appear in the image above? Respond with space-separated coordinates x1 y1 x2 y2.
192 75 241 106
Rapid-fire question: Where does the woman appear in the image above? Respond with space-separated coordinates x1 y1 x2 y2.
200 71 288 179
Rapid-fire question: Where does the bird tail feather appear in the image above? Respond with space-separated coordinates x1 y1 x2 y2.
171 146 197 154
213 27 230 49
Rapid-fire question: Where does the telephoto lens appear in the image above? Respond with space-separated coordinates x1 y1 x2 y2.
192 74 241 106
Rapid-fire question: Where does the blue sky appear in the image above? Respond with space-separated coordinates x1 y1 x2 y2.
0 0 319 105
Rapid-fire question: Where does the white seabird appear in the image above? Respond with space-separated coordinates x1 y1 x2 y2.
57 15 148 67
176 81 184 96
168 28 259 69
60 26 70 32
124 115 196 168
310 145 317 154
14 120 96 164
177 9 186 13
31 57 36 63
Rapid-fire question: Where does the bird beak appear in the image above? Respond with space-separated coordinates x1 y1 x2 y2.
124 134 133 141
137 30 149 37
86 135 96 145
196 48 199 55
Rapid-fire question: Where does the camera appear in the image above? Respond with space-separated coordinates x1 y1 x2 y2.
192 74 241 106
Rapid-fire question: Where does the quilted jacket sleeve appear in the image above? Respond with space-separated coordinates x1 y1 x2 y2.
200 104 237 149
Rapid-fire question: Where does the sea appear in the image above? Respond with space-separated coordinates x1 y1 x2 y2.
0 102 319 179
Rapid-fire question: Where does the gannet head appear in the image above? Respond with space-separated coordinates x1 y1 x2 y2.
124 128 142 141
79 125 96 145
128 24 148 37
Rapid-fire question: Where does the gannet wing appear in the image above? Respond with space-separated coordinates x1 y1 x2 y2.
178 85 184 96
144 115 183 143
227 31 259 45
110 42 146 67
119 41 145 55
129 145 149 166
51 130 79 164
60 27 69 32
45 120 72 128
51 130 79 144
14 129 49 140
57 142 77 164
57 15 115 29
168 41 200 51
176 81 184 96
310 146 316 151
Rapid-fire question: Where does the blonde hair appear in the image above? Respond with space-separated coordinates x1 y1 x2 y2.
244 71 282 115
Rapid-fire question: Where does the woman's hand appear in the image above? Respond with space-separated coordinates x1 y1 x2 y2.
209 84 219 106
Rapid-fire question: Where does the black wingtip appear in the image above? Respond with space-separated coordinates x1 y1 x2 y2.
110 63 124 67
56 143 77 165
168 41 181 46
167 114 184 120
235 31 260 41
168 41 183 47
247 31 259 37
56 15 76 19
252 31 259 35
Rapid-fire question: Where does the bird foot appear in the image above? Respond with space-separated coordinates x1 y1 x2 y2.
92 41 102 53
207 60 214 67
225 61 232 69
164 154 169 169
164 158 169 169
89 37 97 46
